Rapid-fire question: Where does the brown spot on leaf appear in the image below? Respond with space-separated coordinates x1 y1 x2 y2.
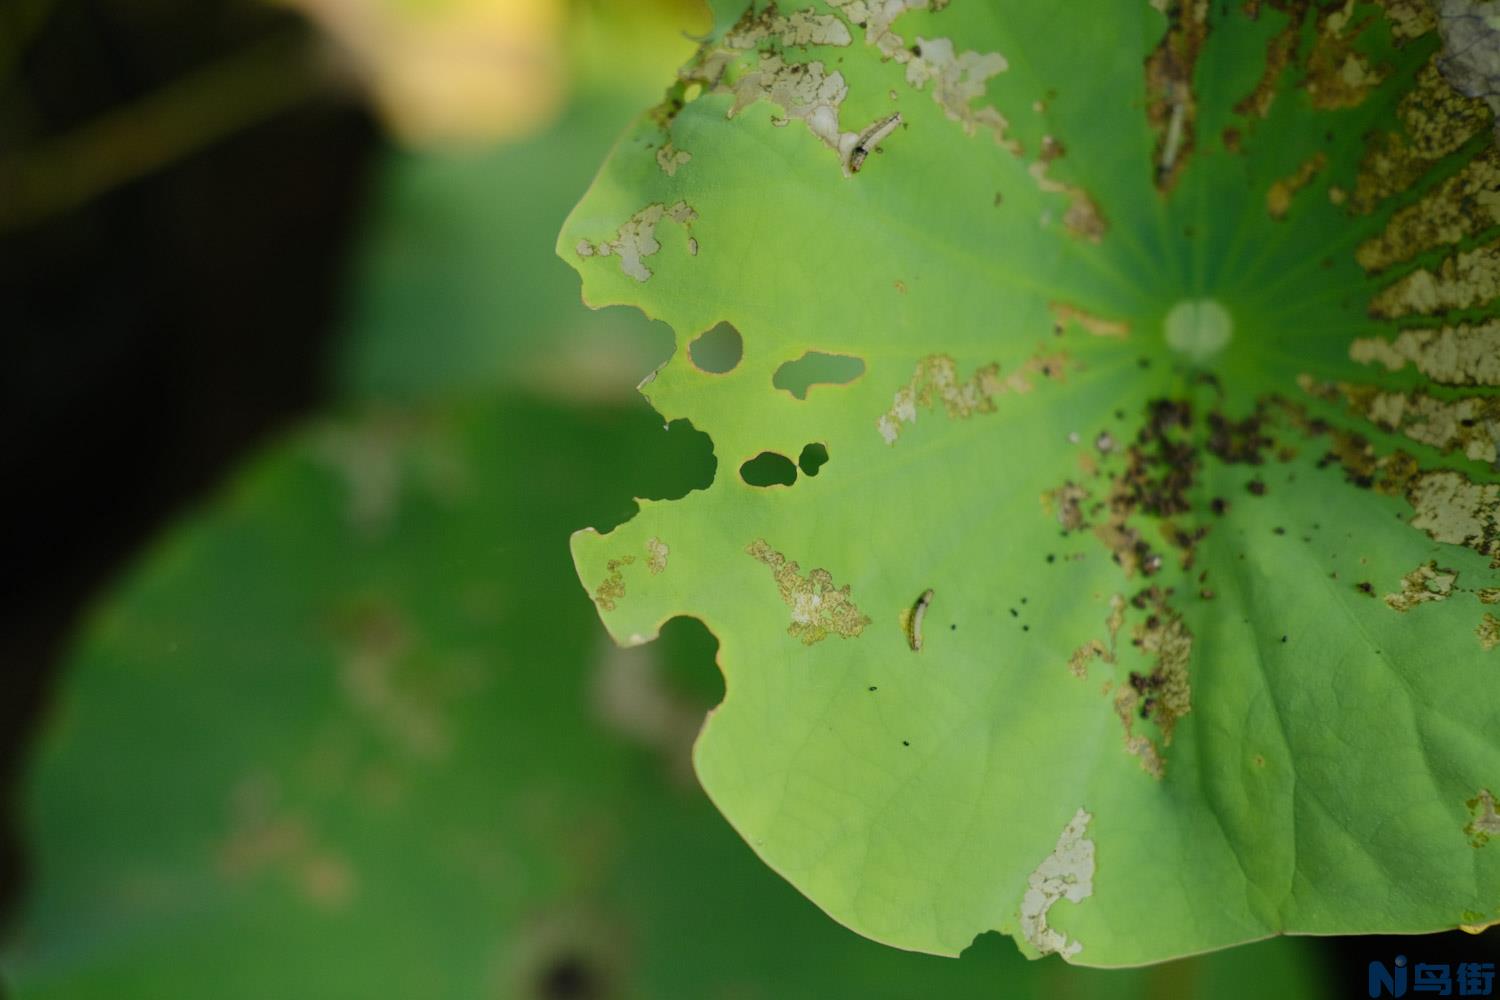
746 539 871 644
645 537 669 575
1375 0 1437 41
1304 6 1387 109
1111 592 1193 780
594 556 635 612
1068 594 1125 678
877 350 1070 444
1350 321 1500 385
1352 59 1491 213
1384 560 1461 611
1234 0 1308 119
1300 374 1500 464
1479 612 1500 650
1369 239 1500 318
1467 789 1500 846
1267 152 1327 219
1356 148 1500 272
1409 470 1500 565
1050 302 1131 338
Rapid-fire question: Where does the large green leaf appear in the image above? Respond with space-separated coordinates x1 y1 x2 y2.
0 398 1325 998
561 0 1500 966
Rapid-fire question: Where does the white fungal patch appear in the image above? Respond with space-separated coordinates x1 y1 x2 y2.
1369 240 1500 319
1408 471 1500 564
1019 808 1095 959
827 1 1016 146
1350 321 1500 385
726 7 853 49
1437 0 1500 133
905 37 1012 143
877 351 1069 443
575 201 697 282
656 142 692 176
728 55 851 158
828 0 933 59
646 537 670 575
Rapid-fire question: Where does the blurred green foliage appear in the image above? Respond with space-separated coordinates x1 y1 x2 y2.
338 96 676 403
0 391 1326 998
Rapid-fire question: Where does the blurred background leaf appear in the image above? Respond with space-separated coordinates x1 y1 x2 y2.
332 0 719 402
0 390 1327 998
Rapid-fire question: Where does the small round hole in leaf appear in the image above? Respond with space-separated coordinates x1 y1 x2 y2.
688 322 742 374
798 443 829 477
739 452 797 487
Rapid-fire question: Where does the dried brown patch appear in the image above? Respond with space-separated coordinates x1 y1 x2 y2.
1384 560 1461 611
1068 594 1126 679
746 539 871 644
1479 612 1500 650
1267 152 1328 219
1111 590 1193 779
1352 60 1492 213
1299 374 1500 463
1350 321 1500 385
1369 239 1500 318
594 556 635 612
1355 148 1500 272
1051 302 1131 338
1303 7 1387 109
1375 0 1437 41
877 350 1070 444
1146 0 1210 192
1234 0 1309 119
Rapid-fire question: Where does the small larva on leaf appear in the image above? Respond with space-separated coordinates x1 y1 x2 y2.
849 113 902 174
907 588 934 651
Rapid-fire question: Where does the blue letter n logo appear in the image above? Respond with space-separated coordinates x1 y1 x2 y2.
1371 956 1409 998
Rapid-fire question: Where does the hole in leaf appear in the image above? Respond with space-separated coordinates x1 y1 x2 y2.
589 415 716 534
643 419 716 499
739 452 797 487
798 442 829 477
688 322 742 374
535 954 603 1000
772 351 866 399
656 615 725 710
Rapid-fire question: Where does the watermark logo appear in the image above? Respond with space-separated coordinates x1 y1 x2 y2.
1369 955 1496 997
